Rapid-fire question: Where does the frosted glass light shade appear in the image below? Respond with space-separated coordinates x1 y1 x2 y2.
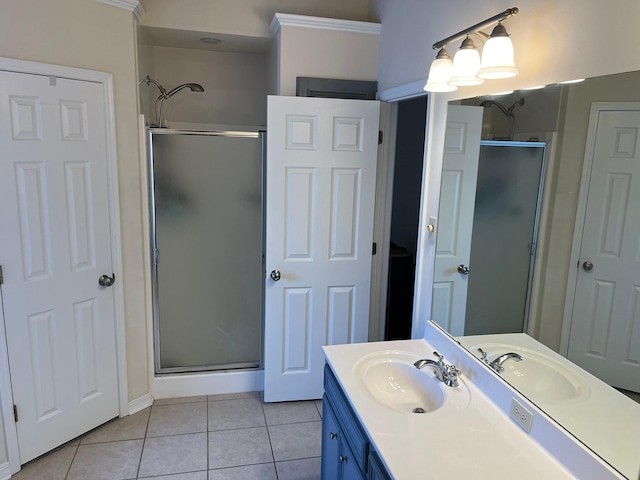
478 36 518 79
424 49 457 92
449 46 484 86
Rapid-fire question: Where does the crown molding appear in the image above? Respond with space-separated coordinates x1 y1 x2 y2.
270 13 381 36
377 79 427 102
96 0 144 21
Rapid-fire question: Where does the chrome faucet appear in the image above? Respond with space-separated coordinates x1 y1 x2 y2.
478 348 523 373
414 351 461 387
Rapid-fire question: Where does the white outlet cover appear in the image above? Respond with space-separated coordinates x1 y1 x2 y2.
510 397 534 433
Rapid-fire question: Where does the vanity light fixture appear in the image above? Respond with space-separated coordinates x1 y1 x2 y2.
424 7 519 93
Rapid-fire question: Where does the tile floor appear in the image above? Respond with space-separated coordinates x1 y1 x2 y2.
14 392 323 480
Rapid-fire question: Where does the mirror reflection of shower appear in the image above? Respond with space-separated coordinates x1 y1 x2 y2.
480 98 525 141
138 75 205 127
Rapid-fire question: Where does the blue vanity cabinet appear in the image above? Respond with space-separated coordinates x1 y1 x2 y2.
322 364 393 480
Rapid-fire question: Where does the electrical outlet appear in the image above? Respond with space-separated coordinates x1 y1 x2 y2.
510 398 534 433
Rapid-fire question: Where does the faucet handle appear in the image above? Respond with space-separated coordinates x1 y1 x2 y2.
477 348 488 363
432 351 444 363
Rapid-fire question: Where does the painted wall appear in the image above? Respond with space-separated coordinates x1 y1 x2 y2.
140 46 267 127
0 0 149 407
371 0 640 348
139 0 372 38
277 26 379 96
539 70 640 348
371 0 640 96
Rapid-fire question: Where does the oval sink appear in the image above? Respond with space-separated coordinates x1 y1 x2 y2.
473 343 590 403
353 350 470 414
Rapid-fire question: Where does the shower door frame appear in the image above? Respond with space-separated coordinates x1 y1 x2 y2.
147 128 266 375
474 140 548 335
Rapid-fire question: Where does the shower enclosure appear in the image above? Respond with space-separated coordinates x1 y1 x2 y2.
464 141 546 335
148 129 265 374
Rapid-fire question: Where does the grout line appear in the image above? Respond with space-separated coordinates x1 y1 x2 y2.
261 397 279 480
206 394 210 472
63 443 80 480
135 406 152 478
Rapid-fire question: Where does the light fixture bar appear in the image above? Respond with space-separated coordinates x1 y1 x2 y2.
432 7 518 50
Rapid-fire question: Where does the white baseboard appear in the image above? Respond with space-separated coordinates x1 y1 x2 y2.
152 369 264 399
0 461 11 479
128 393 154 415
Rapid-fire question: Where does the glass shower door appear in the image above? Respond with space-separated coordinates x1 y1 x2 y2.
149 130 264 373
464 142 546 335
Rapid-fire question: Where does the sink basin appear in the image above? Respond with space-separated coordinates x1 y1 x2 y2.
353 350 470 414
472 343 591 403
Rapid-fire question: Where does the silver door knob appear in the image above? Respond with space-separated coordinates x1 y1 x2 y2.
98 273 115 287
270 269 281 281
457 264 470 275
582 261 594 272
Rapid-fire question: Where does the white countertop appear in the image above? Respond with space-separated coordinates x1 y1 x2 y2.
323 338 579 480
458 333 640 479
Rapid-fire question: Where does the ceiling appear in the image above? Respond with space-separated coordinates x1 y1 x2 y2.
139 26 272 54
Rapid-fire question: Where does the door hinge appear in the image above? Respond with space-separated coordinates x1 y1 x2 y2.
0 265 3 285
378 130 383 145
13 405 18 423
372 243 377 255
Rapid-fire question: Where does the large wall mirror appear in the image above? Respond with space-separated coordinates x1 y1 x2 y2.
426 69 640 479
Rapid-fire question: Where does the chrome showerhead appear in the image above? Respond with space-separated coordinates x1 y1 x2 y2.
165 83 205 98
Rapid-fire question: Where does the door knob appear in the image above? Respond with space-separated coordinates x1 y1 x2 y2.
582 261 594 272
98 273 115 287
270 269 281 281
457 264 470 275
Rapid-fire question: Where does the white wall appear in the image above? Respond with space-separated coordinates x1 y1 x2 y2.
139 0 372 38
140 46 267 127
0 0 149 468
277 26 379 96
372 0 640 96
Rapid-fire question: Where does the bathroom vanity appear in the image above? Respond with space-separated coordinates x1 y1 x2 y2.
321 322 632 479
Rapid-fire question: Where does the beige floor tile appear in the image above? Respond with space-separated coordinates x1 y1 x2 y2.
268 422 322 462
154 396 208 406
66 440 143 480
138 433 207 478
13 446 77 480
208 427 273 469
140 471 207 480
81 408 150 444
208 463 277 480
276 457 322 480
263 401 320 425
147 402 207 437
207 391 260 402
208 397 265 431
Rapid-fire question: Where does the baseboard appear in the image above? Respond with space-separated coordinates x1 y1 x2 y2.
152 369 264 399
128 393 154 415
0 461 11 480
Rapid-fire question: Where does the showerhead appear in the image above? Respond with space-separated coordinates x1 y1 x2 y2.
165 83 205 98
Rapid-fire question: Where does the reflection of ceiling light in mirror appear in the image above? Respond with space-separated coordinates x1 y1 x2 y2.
490 90 514 96
559 78 585 84
521 85 546 90
200 37 222 45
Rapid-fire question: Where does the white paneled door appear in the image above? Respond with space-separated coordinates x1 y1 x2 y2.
568 104 640 392
431 105 483 336
0 70 119 463
264 96 380 402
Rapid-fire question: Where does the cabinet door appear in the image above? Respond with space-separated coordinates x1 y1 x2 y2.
340 439 365 480
367 449 393 480
321 396 341 480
